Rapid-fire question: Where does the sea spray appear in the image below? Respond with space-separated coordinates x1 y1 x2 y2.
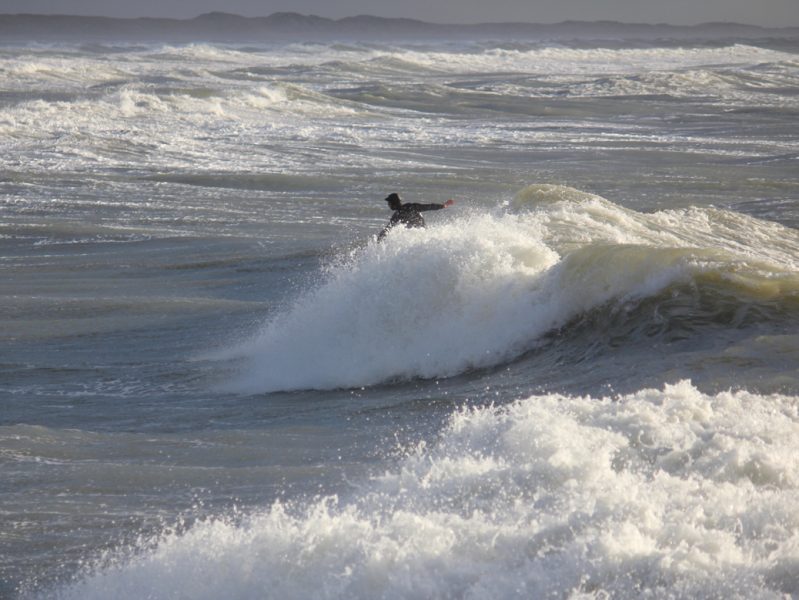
222 213 559 391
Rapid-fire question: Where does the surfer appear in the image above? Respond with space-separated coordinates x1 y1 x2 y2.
377 193 454 241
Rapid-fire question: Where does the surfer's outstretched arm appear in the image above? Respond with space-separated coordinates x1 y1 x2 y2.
405 199 455 212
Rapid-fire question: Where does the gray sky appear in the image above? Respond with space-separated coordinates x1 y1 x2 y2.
2 0 798 27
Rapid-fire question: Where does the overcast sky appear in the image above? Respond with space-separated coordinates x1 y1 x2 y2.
2 0 798 27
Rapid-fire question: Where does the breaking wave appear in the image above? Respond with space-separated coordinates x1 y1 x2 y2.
45 381 799 599
220 187 799 393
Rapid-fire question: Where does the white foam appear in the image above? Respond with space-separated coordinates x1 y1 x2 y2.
221 213 560 391
48 381 799 599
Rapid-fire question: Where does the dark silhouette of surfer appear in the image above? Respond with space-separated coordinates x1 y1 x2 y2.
378 193 454 241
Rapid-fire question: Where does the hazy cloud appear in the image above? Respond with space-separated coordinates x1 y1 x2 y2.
3 0 798 27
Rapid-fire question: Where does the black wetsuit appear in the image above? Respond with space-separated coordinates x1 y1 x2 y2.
378 202 446 240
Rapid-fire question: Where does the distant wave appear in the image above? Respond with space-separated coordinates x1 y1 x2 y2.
3 42 796 136
218 187 799 393
45 380 799 599
324 43 799 77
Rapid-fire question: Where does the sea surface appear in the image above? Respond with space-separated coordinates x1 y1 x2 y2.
1 35 799 599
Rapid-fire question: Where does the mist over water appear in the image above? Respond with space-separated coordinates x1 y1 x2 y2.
1 35 799 599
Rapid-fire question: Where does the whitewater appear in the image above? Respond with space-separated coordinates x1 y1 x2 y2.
44 382 799 600
1 34 798 599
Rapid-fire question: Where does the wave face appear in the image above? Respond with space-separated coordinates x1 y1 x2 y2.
222 187 799 392
47 381 799 599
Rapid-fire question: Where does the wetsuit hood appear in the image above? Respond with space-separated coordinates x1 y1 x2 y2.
385 193 402 211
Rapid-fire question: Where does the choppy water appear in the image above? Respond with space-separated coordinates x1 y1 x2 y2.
2 37 799 599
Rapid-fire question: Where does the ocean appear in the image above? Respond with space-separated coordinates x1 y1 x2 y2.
1 35 799 599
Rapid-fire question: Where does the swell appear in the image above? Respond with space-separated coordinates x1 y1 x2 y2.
534 265 799 373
